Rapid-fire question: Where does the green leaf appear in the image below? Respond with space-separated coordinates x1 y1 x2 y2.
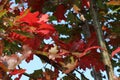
30 69 43 78
97 0 105 9
15 0 20 4
49 16 57 22
3 40 21 55
54 24 72 35
14 30 34 38
63 76 74 80
67 12 75 23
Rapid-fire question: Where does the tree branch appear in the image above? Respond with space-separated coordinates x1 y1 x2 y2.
89 0 114 80
36 54 80 80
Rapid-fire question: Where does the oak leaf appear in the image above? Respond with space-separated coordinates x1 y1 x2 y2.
48 46 61 60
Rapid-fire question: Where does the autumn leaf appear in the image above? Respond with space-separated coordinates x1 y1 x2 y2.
81 0 90 9
14 74 22 80
17 9 39 26
0 40 4 56
9 69 26 75
106 0 120 5
25 53 34 63
0 9 7 18
79 50 105 72
0 62 8 72
24 36 42 50
36 22 56 38
111 47 120 57
48 46 61 60
38 14 49 23
54 4 66 21
62 60 78 74
79 46 103 58
27 0 45 12
73 5 80 13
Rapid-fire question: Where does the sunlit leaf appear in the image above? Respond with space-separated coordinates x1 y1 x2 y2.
73 5 80 13
9 69 26 75
38 14 49 23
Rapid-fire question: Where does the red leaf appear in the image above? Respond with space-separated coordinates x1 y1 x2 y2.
79 50 105 72
18 10 39 26
25 53 34 63
38 14 49 23
54 4 66 21
111 47 120 57
69 40 86 52
28 0 45 12
0 40 4 56
36 22 56 38
24 36 42 50
87 32 98 47
15 74 22 80
9 69 26 75
81 0 90 9
8 32 27 42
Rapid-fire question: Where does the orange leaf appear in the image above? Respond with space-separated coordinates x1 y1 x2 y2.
9 69 26 75
106 0 120 5
73 5 80 13
111 47 120 57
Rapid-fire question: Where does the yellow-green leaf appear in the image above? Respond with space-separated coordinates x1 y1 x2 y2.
0 9 7 18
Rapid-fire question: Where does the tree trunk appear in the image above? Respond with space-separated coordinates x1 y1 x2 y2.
90 0 114 80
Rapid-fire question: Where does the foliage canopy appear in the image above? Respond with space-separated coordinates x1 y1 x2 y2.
0 0 120 80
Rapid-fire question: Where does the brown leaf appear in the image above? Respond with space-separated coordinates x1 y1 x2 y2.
0 62 8 72
0 40 4 56
62 60 78 74
43 72 51 80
